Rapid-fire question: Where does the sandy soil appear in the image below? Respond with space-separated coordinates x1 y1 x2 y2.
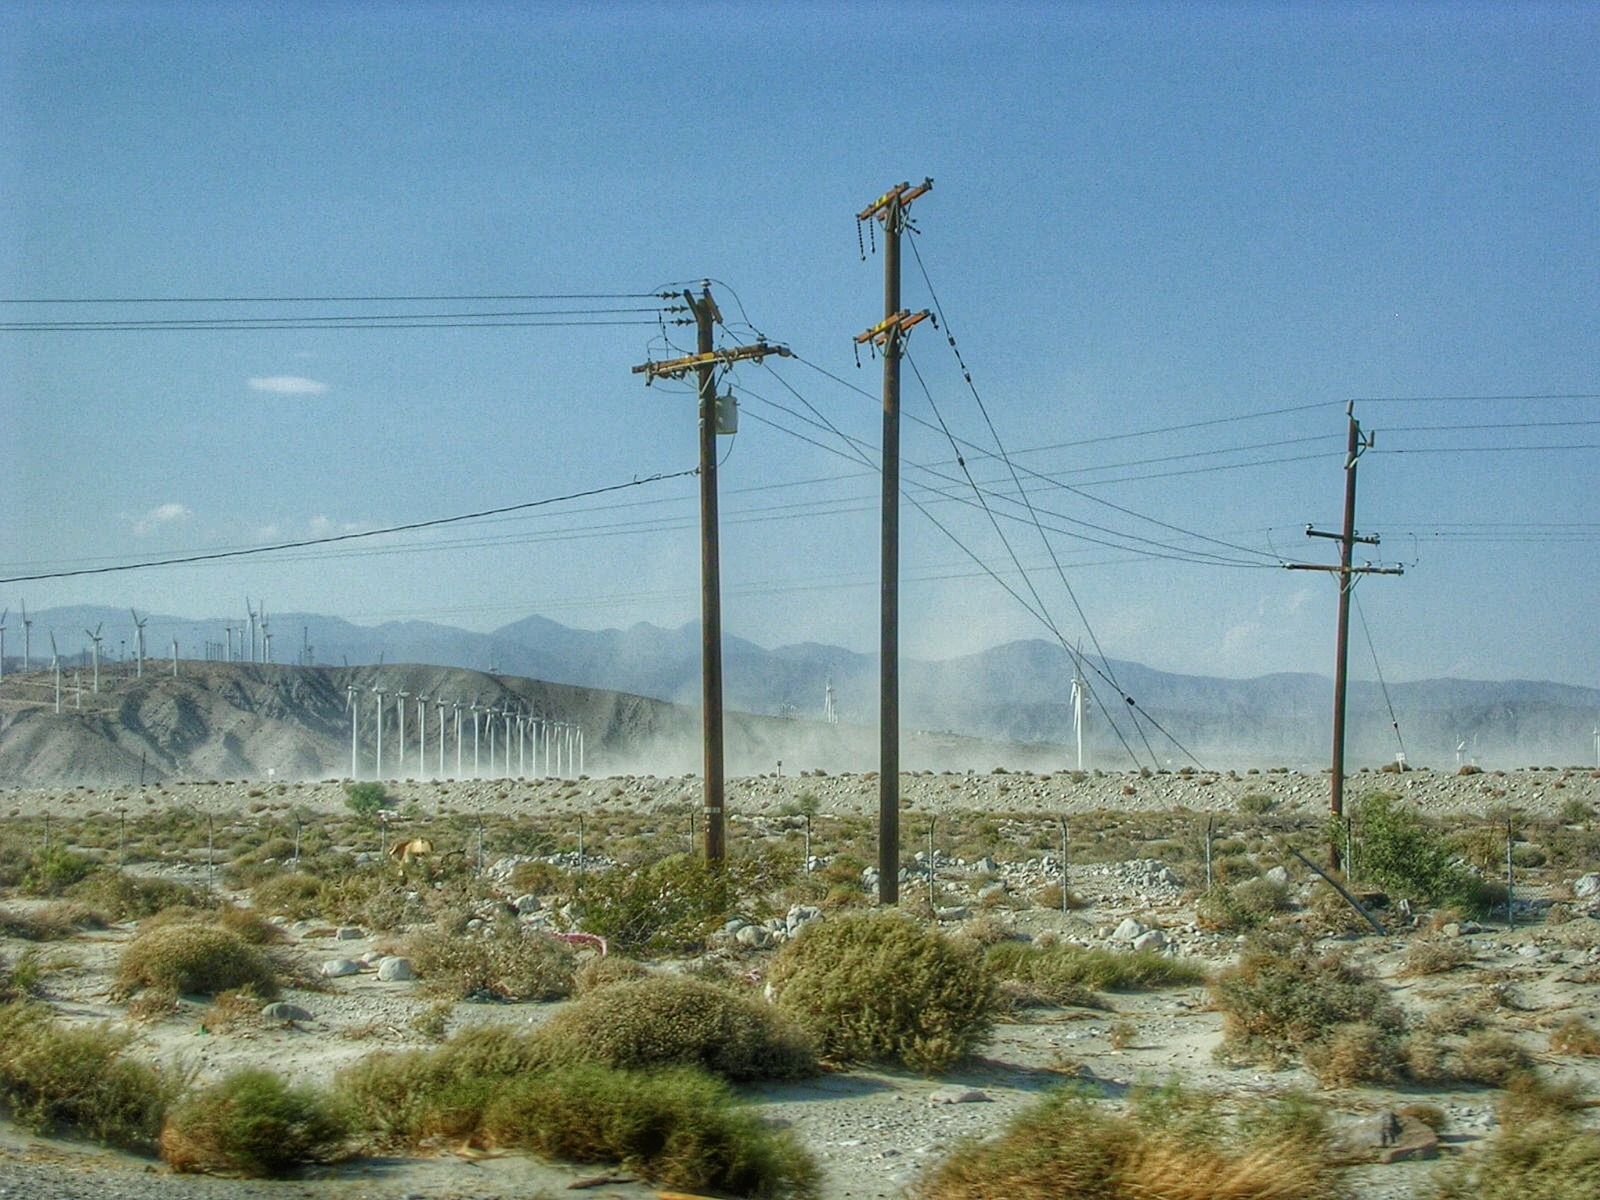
3 773 1600 1199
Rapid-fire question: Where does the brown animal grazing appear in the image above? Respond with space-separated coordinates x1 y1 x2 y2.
387 838 433 869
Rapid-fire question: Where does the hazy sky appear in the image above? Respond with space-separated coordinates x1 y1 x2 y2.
3 1 1596 687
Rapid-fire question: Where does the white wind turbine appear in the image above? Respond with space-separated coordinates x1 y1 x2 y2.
453 700 463 779
372 686 387 779
416 694 429 778
470 700 482 777
85 623 104 693
395 690 410 778
0 608 8 683
130 609 148 678
347 685 361 779
260 605 272 664
50 631 61 713
20 601 32 672
436 696 448 779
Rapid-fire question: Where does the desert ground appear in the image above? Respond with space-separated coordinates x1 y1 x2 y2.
1 767 1598 1199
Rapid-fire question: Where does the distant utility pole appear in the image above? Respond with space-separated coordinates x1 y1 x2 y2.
856 178 933 906
1285 403 1403 868
633 283 790 867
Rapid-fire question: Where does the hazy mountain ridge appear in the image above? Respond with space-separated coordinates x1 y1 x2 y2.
13 606 1599 770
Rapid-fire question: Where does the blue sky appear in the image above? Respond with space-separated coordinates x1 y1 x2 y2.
2 0 1596 687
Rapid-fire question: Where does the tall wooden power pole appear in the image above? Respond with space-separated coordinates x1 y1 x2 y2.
1286 403 1403 867
856 179 932 905
633 285 789 865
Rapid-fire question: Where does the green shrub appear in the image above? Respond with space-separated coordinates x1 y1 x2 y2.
67 869 210 920
0 1001 179 1152
1211 934 1404 1072
22 847 98 895
986 941 1205 1002
769 912 996 1072
115 923 280 999
249 872 326 920
535 976 818 1081
343 782 390 816
337 1023 551 1147
1196 878 1290 932
402 921 576 1002
572 954 650 995
479 1064 816 1198
916 1083 1341 1200
1353 793 1493 917
573 853 769 953
160 1069 349 1177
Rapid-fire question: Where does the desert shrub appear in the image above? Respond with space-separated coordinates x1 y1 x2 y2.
916 1083 1341 1200
1211 934 1405 1072
21 847 98 895
479 1063 816 1199
1548 1016 1600 1056
401 922 576 1002
1449 1030 1535 1086
250 872 326 920
1304 1021 1405 1087
1196 878 1291 932
1353 793 1493 917
573 852 772 953
1238 792 1278 814
160 1068 350 1177
1398 938 1473 977
572 953 650 995
68 869 210 920
769 911 995 1072
509 859 571 895
986 941 1205 1001
1427 1077 1600 1199
535 976 818 1081
0 902 91 940
337 1023 550 1146
0 1001 179 1152
115 923 280 999
343 782 390 816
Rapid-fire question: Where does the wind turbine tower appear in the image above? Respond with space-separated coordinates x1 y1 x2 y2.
416 694 429 778
1070 656 1091 772
246 600 258 664
396 690 410 778
85 623 103 693
824 674 838 725
347 686 360 779
436 697 447 779
171 636 179 676
50 632 61 713
260 606 272 664
130 609 148 678
20 601 31 672
0 609 8 683
372 687 387 779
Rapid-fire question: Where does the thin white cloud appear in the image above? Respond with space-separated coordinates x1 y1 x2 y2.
129 502 193 536
248 375 329 395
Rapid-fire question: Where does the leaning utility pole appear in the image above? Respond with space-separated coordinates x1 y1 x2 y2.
633 285 789 866
1285 403 1403 867
856 178 932 906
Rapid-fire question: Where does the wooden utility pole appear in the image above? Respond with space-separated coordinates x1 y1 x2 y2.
856 179 932 905
633 285 789 865
1285 403 1403 868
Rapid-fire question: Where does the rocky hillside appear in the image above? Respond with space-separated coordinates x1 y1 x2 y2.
0 661 1063 789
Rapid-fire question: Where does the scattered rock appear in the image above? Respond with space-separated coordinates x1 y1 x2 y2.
1574 872 1600 899
1132 928 1168 952
927 1086 990 1105
377 955 416 981
1112 917 1148 942
335 925 365 940
259 1001 313 1023
320 958 361 978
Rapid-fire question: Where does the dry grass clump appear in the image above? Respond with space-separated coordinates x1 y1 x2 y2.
0 1000 180 1153
67 869 212 921
160 1068 350 1177
479 1064 816 1198
1548 1016 1600 1057
1446 1030 1536 1085
1398 938 1473 978
916 1083 1345 1200
0 901 104 940
989 941 1207 997
401 920 576 1001
336 1028 815 1197
1427 1075 1600 1199
571 953 650 995
1211 934 1405 1081
248 872 326 919
768 911 996 1072
1195 877 1292 932
114 922 280 999
535 976 818 1081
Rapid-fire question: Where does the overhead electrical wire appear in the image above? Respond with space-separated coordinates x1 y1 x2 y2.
0 469 699 585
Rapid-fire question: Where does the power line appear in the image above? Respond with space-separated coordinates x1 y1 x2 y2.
0 469 698 584
0 291 666 304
